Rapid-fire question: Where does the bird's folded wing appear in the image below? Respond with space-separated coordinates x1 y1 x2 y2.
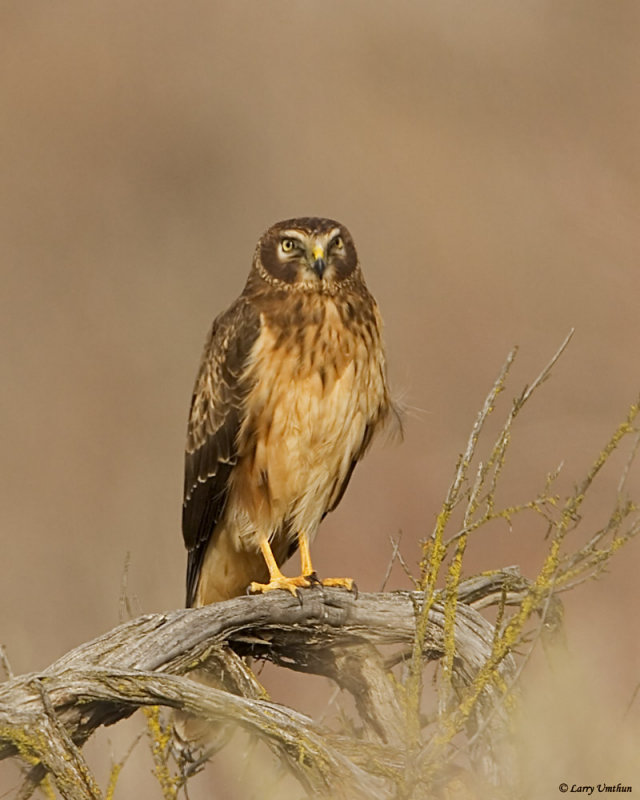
182 296 261 606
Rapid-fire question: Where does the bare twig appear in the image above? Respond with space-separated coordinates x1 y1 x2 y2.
0 647 14 683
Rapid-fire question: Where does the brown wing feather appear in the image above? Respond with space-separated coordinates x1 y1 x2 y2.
183 297 261 606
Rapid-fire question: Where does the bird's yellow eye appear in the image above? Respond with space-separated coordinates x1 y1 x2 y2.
281 238 295 253
331 235 343 250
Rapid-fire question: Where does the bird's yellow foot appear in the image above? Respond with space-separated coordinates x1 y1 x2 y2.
321 577 356 592
248 574 312 597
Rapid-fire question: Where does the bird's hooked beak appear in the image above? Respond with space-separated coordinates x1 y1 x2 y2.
310 244 326 278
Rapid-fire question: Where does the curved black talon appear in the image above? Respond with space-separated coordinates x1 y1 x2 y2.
351 581 359 599
305 571 321 586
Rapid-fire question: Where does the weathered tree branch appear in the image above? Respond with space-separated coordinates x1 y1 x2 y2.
0 573 531 798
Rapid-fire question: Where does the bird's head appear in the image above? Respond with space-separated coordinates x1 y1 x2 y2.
255 217 359 290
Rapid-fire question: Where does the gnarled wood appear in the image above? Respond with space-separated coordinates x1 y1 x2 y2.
0 574 530 799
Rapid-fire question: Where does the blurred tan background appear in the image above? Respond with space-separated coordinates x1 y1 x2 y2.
1 2 639 797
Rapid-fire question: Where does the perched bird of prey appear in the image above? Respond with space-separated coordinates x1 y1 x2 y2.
182 217 393 608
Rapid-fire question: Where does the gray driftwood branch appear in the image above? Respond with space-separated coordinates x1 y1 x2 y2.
0 570 541 799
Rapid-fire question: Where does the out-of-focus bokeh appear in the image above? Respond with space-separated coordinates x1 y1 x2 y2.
1 2 638 796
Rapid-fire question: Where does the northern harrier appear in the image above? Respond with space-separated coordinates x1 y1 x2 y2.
183 217 393 607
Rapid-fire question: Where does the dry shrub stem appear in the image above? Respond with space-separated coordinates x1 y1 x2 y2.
1 334 638 799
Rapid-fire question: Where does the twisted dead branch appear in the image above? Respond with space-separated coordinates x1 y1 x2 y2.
0 573 531 799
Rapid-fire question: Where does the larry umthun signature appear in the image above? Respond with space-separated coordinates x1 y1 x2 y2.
562 784 632 795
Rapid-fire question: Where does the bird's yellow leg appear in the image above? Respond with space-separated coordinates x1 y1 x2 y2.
299 530 355 592
248 538 312 597
298 530 314 576
248 534 355 596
